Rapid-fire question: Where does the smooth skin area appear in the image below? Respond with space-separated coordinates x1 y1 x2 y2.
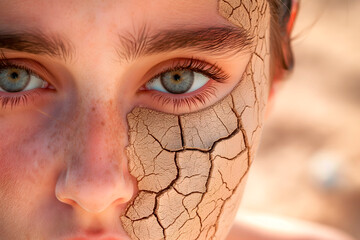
1 1 351 240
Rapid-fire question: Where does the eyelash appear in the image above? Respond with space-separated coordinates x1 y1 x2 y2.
149 58 229 82
144 58 230 110
0 56 230 111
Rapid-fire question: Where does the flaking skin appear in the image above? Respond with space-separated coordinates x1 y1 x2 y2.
121 0 271 239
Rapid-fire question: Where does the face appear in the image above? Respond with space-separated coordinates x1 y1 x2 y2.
0 0 271 239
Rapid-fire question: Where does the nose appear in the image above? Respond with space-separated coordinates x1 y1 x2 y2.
55 103 136 213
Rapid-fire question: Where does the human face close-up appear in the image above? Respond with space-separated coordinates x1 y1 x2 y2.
0 0 275 239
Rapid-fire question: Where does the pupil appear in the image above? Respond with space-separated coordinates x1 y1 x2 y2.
10 72 19 79
173 74 181 81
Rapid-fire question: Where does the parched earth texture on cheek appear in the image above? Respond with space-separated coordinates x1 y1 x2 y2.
120 0 271 239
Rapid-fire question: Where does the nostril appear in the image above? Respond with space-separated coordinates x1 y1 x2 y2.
85 228 105 235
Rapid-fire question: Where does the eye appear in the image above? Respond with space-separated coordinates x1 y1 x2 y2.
145 69 209 94
138 58 232 114
0 59 54 109
0 67 48 92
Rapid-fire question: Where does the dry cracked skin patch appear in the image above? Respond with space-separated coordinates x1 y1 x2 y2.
121 0 271 239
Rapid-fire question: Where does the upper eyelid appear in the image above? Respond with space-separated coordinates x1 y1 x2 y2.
143 58 230 85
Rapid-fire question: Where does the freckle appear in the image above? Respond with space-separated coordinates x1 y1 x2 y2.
33 149 37 155
92 107 96 112
101 121 105 126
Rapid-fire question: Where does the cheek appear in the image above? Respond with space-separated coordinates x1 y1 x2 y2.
0 113 60 234
0 117 50 188
121 47 270 239
219 0 272 157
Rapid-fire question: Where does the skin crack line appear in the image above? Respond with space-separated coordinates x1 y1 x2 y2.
121 0 271 239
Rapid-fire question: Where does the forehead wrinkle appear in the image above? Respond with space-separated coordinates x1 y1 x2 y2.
0 28 75 62
116 24 253 63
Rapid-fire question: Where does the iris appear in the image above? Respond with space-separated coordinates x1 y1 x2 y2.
0 68 30 92
160 70 194 94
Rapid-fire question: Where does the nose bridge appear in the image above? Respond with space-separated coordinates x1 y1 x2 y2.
56 100 136 213
79 100 127 167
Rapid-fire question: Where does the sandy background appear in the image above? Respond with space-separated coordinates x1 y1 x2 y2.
239 0 360 238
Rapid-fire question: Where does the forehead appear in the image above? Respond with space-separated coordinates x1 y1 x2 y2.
0 0 264 39
0 0 221 31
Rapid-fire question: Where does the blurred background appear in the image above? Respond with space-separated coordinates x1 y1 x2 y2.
239 0 360 238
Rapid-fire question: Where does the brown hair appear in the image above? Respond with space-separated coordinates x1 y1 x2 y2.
268 0 294 80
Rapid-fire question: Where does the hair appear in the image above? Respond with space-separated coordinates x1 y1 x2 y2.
268 0 293 78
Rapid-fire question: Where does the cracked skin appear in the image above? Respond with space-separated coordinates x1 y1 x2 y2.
120 0 271 239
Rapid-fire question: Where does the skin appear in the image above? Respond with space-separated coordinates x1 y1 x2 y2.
122 1 270 239
0 0 271 239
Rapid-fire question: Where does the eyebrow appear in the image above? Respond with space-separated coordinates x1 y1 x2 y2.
0 29 74 61
117 25 253 62
0 26 252 62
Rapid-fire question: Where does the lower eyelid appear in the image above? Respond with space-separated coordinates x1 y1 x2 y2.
138 80 220 113
153 85 218 113
0 87 56 110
